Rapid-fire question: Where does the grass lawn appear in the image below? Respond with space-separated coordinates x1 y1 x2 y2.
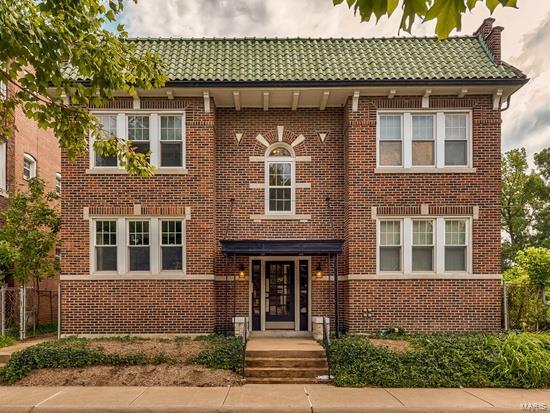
0 334 244 386
330 332 550 388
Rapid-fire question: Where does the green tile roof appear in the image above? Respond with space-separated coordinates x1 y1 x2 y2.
68 36 525 83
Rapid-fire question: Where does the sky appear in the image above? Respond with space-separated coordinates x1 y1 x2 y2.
113 0 550 164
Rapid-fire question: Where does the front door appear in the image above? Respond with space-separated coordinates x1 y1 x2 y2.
265 261 295 329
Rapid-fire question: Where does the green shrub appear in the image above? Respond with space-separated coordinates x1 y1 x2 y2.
0 339 148 383
330 333 550 388
489 332 550 388
0 335 15 348
190 335 243 373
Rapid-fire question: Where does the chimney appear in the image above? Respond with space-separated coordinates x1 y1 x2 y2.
474 18 503 66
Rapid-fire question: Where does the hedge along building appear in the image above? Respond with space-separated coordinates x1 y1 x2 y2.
59 18 527 336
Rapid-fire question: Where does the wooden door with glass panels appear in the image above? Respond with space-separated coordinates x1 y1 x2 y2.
265 261 295 328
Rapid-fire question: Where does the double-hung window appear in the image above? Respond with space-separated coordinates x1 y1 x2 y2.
379 220 402 271
445 219 468 271
378 217 470 274
160 115 184 167
23 154 37 180
378 115 403 166
444 114 469 166
128 220 150 272
266 145 294 214
161 220 183 271
412 115 435 166
95 115 118 167
92 217 186 276
127 116 150 160
95 220 117 272
377 111 471 169
412 220 434 271
55 173 61 194
92 112 186 171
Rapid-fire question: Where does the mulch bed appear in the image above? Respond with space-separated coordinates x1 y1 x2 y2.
369 338 411 353
4 337 243 387
16 364 243 387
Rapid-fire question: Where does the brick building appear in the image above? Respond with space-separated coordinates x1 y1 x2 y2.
1 74 61 324
60 19 527 335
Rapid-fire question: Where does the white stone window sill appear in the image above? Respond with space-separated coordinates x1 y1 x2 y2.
348 273 499 280
250 214 311 222
61 273 213 281
374 167 476 174
86 167 188 175
0 190 8 199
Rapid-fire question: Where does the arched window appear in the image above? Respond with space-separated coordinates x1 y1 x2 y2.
265 143 295 214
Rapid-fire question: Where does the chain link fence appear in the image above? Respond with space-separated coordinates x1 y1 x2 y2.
1 286 58 339
503 282 549 331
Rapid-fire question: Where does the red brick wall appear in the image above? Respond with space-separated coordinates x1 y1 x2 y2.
1 80 60 303
62 280 215 333
60 94 503 334
346 279 502 333
344 95 502 276
60 98 216 277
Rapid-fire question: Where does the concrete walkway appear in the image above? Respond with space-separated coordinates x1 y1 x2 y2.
0 385 547 412
0 337 51 364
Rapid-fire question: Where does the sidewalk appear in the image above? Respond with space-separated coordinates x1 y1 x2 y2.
0 385 548 412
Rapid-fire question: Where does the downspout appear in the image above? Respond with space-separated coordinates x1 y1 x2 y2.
500 96 512 112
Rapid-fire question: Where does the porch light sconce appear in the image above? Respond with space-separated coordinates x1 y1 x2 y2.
238 264 246 279
315 264 323 279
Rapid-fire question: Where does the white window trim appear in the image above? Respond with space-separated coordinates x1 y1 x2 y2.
377 216 472 276
127 218 153 275
55 172 61 194
410 218 436 274
89 110 187 174
376 219 403 274
23 153 37 180
376 109 473 171
90 218 119 275
0 80 6 100
264 143 296 215
90 216 186 277
376 113 404 168
159 219 186 274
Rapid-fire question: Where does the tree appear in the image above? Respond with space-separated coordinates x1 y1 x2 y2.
0 178 60 286
504 247 550 330
333 0 518 39
501 148 540 268
532 148 550 249
0 0 167 176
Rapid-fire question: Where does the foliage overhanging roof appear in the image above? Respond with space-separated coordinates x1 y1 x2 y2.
66 36 526 85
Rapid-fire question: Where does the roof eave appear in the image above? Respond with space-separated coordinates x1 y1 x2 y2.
161 78 529 88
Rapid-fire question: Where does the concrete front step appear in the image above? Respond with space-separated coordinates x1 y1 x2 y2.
246 350 325 358
246 357 327 368
246 367 327 378
245 377 326 384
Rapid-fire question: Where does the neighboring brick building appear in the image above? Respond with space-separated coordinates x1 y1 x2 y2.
1 81 61 212
60 19 527 335
1 75 61 323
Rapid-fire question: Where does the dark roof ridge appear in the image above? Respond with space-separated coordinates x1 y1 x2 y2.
126 35 479 42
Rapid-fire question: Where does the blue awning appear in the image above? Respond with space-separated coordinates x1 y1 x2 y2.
220 239 344 256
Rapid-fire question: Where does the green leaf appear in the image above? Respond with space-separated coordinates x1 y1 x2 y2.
425 0 467 39
387 0 399 15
